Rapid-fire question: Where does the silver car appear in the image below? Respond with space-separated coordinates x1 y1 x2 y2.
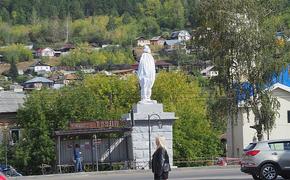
240 139 290 180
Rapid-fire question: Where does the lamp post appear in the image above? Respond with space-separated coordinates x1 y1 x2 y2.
148 113 162 169
93 134 99 171
3 126 9 168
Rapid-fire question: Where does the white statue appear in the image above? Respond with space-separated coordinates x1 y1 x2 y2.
137 45 157 104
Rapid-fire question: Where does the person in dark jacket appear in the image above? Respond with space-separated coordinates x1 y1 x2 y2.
152 136 171 180
74 144 82 172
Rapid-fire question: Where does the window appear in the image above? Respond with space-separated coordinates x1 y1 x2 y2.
244 143 256 151
285 142 290 151
288 111 290 123
269 142 290 151
269 142 284 151
10 129 20 144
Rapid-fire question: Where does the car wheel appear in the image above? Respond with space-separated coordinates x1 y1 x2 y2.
259 164 278 180
252 174 261 180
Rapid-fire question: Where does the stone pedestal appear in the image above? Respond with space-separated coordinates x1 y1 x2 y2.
122 103 177 169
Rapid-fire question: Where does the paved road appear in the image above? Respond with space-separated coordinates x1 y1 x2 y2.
9 166 284 180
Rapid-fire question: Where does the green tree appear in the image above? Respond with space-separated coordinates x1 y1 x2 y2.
196 0 289 142
153 72 220 160
159 0 185 29
140 0 161 18
8 59 19 81
140 17 160 38
15 72 221 173
106 16 117 31
0 44 33 62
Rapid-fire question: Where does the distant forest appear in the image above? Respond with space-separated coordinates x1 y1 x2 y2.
0 0 202 47
0 0 199 27
0 0 289 48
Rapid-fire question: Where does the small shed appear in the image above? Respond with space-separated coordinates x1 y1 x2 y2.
23 77 54 90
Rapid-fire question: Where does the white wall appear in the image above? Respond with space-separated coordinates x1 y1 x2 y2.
35 66 51 72
227 87 290 157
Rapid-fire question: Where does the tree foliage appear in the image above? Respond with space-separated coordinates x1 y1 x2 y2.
196 0 289 141
14 72 220 174
0 44 33 63
59 43 135 66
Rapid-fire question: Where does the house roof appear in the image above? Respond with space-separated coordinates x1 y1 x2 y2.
64 73 78 80
24 77 53 84
110 69 135 75
150 36 164 41
36 47 53 52
34 61 51 67
164 40 182 46
270 83 290 93
200 66 215 74
171 30 190 39
0 91 25 113
131 60 174 70
136 36 147 40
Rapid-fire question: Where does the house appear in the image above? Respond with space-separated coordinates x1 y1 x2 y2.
9 84 23 92
131 60 176 72
63 73 79 85
58 43 75 52
150 36 165 46
110 69 135 76
227 83 290 158
170 30 191 41
136 37 150 47
0 91 25 145
36 48 55 57
24 45 33 50
23 77 54 90
163 40 185 52
200 66 219 78
33 61 51 73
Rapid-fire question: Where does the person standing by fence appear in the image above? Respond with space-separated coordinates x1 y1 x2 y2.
152 136 171 180
74 144 83 172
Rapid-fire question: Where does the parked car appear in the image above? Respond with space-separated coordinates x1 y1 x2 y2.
0 172 7 180
240 139 290 180
0 165 22 177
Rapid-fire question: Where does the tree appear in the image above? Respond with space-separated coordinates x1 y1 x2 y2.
140 17 160 38
8 58 18 81
15 72 221 174
159 0 185 29
30 7 39 24
153 72 221 161
140 0 161 18
196 0 289 141
106 16 117 31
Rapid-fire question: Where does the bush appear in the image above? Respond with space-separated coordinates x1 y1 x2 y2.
0 44 33 63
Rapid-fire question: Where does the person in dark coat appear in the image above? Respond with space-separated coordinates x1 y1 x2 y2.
152 136 171 180
74 144 83 172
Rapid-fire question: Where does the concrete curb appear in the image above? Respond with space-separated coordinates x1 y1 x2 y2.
10 165 240 179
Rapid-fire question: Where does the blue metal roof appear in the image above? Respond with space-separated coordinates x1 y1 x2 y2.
273 64 290 87
25 77 53 84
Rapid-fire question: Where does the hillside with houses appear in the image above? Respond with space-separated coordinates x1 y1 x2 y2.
0 0 289 176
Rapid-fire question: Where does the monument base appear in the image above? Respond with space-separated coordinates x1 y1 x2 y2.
122 103 177 169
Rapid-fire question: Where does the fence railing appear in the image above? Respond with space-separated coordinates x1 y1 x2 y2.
40 157 241 174
173 157 241 167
